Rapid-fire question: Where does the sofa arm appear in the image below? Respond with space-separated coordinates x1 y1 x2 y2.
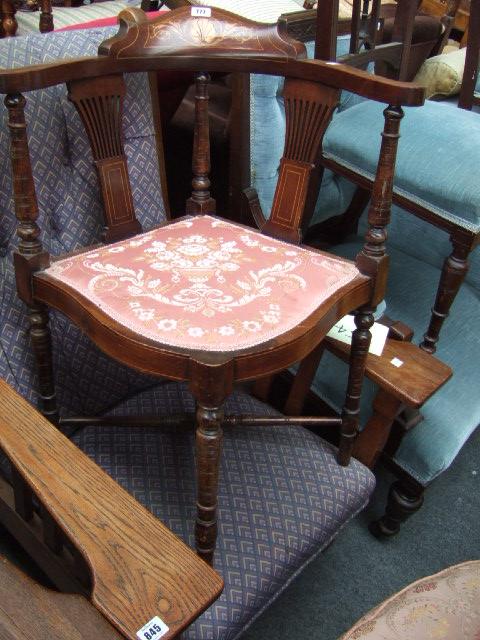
0 379 223 640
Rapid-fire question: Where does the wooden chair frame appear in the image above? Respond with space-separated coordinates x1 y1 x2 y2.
1 6 423 563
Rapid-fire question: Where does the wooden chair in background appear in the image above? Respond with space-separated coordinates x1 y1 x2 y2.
458 0 480 108
296 0 480 536
316 0 480 355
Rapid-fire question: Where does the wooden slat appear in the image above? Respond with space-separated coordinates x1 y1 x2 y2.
0 554 123 640
0 379 223 640
326 336 452 407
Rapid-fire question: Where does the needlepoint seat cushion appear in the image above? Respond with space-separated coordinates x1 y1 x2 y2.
322 100 480 232
42 215 360 352
340 560 480 639
72 381 376 640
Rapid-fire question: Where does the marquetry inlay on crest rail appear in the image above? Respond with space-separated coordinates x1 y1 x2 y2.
68 75 141 242
99 6 306 59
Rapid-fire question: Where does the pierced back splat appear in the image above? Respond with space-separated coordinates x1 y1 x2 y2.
68 75 142 243
262 79 339 243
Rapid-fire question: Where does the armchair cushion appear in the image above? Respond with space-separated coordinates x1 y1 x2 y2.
44 215 359 351
15 1 138 36
414 47 466 98
73 381 375 640
322 100 480 232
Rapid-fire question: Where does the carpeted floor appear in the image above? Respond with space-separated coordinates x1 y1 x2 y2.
1 426 478 638
241 426 480 640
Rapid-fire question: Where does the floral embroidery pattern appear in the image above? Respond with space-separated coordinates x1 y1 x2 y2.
340 561 480 640
46 216 359 351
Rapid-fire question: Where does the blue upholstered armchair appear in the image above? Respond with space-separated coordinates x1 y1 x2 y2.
248 25 480 531
0 27 377 639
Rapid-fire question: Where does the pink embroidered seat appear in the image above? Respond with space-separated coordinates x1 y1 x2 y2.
4 6 424 565
44 215 360 352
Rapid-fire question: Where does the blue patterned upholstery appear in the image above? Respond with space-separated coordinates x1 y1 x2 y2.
15 1 139 35
322 100 480 232
311 207 480 485
73 382 375 640
0 28 376 639
0 29 166 415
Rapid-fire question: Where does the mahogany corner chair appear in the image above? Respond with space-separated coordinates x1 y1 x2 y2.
2 6 423 565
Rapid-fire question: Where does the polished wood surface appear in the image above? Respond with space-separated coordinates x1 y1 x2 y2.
458 0 480 109
0 554 123 640
0 379 223 639
326 336 452 408
3 6 424 562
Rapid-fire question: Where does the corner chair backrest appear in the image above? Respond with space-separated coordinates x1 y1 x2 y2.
0 7 423 416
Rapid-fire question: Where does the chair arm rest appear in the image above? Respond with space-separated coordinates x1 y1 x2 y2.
0 379 223 640
325 336 452 407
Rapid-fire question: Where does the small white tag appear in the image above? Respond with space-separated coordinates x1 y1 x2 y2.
191 6 211 16
390 357 403 368
136 616 169 640
327 315 389 357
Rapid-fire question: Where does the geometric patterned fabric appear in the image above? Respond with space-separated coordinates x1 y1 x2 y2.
15 1 139 35
73 382 376 640
46 215 359 351
0 29 166 416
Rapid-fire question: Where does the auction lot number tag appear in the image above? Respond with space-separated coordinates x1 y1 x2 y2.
136 616 169 640
191 6 212 16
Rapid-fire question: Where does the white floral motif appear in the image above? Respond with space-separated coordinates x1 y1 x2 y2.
177 244 209 257
137 310 155 321
217 325 235 336
188 327 205 337
158 319 177 331
44 216 360 352
261 303 281 324
240 234 259 248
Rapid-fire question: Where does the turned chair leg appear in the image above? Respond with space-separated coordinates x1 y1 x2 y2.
369 479 425 538
420 235 470 354
27 303 59 423
194 400 224 565
338 307 374 466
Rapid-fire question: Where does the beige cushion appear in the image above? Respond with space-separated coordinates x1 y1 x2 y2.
340 560 480 639
414 47 466 98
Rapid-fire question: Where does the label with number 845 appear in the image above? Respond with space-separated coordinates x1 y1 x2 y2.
136 616 169 640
